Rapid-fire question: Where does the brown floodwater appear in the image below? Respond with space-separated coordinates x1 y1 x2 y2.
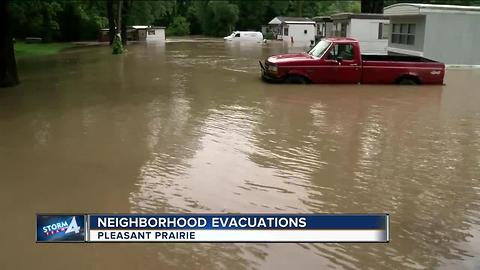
0 39 479 270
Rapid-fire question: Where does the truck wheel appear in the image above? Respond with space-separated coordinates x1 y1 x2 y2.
285 75 308 84
397 77 419 85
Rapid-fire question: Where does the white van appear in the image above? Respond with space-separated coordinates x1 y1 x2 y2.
224 31 263 42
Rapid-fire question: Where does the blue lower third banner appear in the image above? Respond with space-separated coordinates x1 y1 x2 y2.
36 214 86 242
87 214 389 243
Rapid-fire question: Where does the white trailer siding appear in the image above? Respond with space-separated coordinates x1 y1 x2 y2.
331 13 390 55
146 28 165 42
283 23 315 45
422 12 480 65
349 18 389 55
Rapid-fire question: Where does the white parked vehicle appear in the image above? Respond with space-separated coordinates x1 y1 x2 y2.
224 31 263 42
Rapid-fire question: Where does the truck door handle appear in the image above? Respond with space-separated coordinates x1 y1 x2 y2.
350 64 358 66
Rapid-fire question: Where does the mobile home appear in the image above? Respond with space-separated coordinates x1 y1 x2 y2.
331 13 390 55
268 17 315 46
384 3 480 65
98 26 165 42
312 16 334 41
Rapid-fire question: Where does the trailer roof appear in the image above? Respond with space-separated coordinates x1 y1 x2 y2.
384 3 480 16
268 17 315 25
331 13 388 20
312 16 333 22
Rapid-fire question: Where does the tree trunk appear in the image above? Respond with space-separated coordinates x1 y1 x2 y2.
296 1 303 17
0 0 19 87
107 0 115 45
111 0 124 54
361 0 384 14
116 0 123 36
121 0 129 45
121 22 127 46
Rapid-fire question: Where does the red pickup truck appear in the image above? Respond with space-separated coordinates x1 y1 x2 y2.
260 37 445 85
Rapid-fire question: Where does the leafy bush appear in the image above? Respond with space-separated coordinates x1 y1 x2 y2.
112 34 123 54
265 32 274 40
166 16 190 36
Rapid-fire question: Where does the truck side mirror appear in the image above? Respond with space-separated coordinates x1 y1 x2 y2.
336 56 343 63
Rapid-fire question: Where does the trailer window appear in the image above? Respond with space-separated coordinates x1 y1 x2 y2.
392 23 415 45
378 23 389 39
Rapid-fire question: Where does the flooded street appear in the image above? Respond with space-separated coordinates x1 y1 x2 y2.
1 39 479 269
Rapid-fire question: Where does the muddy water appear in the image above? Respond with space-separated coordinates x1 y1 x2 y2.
0 39 479 269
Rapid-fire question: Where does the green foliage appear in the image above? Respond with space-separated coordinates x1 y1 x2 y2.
209 1 239 36
126 0 175 25
166 16 190 36
8 0 480 41
14 42 76 58
190 1 239 37
112 34 123 54
316 1 361 16
10 0 107 42
233 0 271 31
10 0 63 42
59 2 107 41
264 32 274 40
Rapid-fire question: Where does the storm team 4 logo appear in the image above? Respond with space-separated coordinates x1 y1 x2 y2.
43 216 81 236
37 215 85 242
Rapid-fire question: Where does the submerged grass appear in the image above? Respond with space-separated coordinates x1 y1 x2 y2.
14 42 77 58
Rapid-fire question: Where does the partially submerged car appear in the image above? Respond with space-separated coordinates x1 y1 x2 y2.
260 37 445 85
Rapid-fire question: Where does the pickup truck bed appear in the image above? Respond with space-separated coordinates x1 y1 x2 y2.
361 55 445 84
362 55 435 62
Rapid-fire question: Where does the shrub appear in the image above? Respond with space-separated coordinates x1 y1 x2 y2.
112 34 123 54
265 32 274 40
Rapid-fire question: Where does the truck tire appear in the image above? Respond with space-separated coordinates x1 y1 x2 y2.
397 77 419 85
284 75 309 84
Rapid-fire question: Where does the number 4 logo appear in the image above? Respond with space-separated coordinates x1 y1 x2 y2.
65 216 81 234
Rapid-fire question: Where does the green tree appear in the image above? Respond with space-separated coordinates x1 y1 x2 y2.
167 16 190 36
188 1 211 35
233 0 269 31
126 0 174 25
316 1 361 15
59 2 107 41
10 0 62 41
190 1 239 37
0 0 19 87
209 1 239 36
361 0 383 13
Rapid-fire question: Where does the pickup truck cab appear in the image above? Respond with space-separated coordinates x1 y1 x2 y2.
260 37 445 85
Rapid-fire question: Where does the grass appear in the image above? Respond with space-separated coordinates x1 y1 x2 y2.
14 41 77 58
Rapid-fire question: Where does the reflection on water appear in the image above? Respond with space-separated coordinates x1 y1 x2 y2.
0 39 479 270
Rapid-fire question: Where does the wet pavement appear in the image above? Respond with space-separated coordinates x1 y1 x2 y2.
0 39 479 269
